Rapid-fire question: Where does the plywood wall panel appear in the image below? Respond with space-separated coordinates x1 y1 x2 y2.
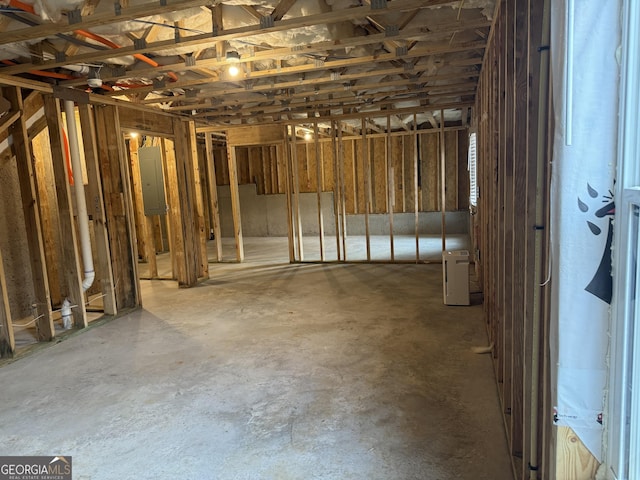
421 132 439 212
372 137 387 214
391 136 404 213
343 140 356 214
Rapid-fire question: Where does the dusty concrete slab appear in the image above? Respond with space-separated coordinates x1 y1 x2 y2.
0 261 512 480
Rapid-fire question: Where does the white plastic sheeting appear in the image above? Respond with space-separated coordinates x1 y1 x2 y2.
550 0 621 461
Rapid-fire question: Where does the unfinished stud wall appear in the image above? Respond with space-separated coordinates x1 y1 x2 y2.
470 0 589 479
212 130 469 216
0 156 35 319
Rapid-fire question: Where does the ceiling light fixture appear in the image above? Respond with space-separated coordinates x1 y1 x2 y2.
226 50 241 76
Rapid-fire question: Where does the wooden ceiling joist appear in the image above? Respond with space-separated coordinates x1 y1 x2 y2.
0 0 214 46
0 0 464 76
58 18 490 88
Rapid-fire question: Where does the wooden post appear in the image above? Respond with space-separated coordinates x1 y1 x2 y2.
205 133 223 262
332 121 342 260
187 120 209 279
161 138 183 281
502 0 516 449
351 139 358 214
127 136 158 278
170 119 201 284
337 122 347 259
413 114 420 261
439 109 446 253
226 143 245 262
43 95 87 328
362 118 371 262
282 128 295 263
387 115 395 261
77 104 117 315
93 104 140 309
0 248 15 357
290 131 304 261
32 129 62 308
4 86 54 340
314 121 325 261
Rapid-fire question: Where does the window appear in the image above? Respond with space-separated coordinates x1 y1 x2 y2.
468 131 477 207
607 1 640 478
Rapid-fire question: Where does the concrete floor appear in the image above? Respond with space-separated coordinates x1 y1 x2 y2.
0 244 512 480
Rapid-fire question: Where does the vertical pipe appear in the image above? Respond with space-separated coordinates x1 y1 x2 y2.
64 100 95 291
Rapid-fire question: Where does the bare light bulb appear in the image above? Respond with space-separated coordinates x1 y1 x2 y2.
228 65 239 76
304 132 313 141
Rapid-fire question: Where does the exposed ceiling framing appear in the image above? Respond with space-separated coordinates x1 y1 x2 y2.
0 0 495 131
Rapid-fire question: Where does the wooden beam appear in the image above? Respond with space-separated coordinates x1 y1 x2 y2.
8 0 469 76
314 121 325 261
226 144 244 262
280 134 295 263
205 133 223 262
330 123 341 260
0 248 15 357
171 119 200 284
161 137 184 281
158 67 480 108
0 0 214 45
227 125 284 146
271 0 297 21
290 132 304 261
413 113 419 260
4 86 54 340
31 128 61 309
387 115 395 261
111 41 485 101
187 120 209 279
337 121 347 259
93 104 140 309
240 4 263 21
362 118 371 261
43 95 88 329
0 110 21 136
439 109 446 252
77 104 117 315
128 136 159 278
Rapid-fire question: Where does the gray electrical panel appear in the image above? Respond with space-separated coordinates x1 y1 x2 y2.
138 146 167 216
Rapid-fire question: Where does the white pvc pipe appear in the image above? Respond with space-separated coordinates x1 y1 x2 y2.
64 99 95 291
63 65 90 74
